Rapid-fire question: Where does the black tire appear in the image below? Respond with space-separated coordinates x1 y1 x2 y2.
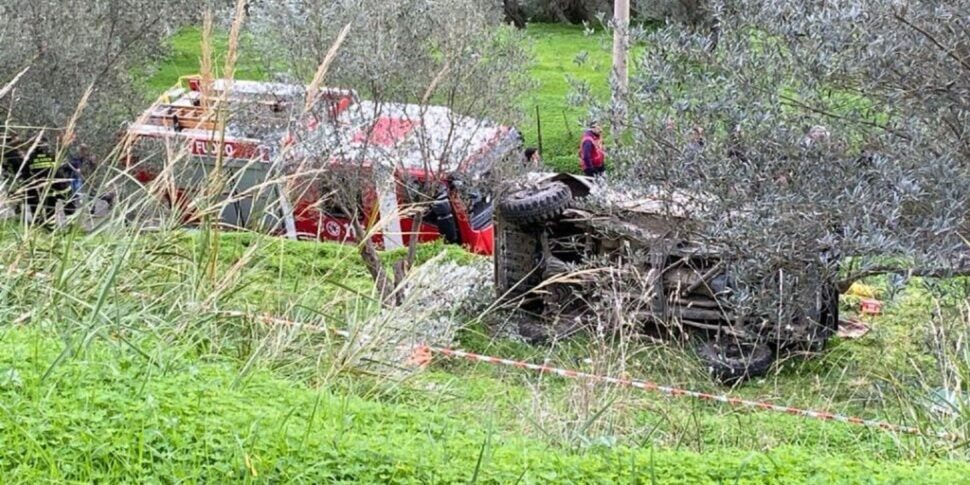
494 219 542 300
498 181 572 226
697 339 774 385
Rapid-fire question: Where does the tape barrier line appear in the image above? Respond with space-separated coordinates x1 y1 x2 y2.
0 264 961 442
415 345 962 442
218 311 963 443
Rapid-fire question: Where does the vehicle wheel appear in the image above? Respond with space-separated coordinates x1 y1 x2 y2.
541 282 581 316
498 181 572 226
697 339 774 385
494 219 542 300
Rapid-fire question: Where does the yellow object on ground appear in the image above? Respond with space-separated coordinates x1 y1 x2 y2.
846 282 879 299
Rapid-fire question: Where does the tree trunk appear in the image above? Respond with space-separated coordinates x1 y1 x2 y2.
837 263 970 293
611 0 630 132
356 230 396 305
343 204 397 306
503 0 527 28
405 211 424 269
392 260 408 306
545 0 594 24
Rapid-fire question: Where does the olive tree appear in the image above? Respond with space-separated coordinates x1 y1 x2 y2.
636 0 713 25
502 0 616 24
249 0 533 303
503 0 529 28
536 0 613 24
636 0 720 51
0 0 197 150
514 0 700 25
585 0 970 327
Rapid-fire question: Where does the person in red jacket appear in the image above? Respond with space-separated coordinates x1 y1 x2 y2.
578 122 606 177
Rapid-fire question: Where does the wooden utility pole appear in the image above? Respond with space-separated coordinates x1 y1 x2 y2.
612 0 630 131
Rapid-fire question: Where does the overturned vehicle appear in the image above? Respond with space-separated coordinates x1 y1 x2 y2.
493 173 840 383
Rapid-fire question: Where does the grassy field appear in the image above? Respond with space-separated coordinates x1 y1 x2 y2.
3 326 969 483
0 214 968 481
2 23 969 482
144 28 264 94
516 24 617 172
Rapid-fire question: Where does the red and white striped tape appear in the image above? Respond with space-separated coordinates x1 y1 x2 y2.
222 311 963 443
414 345 962 442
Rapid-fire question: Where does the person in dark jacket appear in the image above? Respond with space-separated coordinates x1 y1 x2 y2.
22 138 75 229
578 122 606 177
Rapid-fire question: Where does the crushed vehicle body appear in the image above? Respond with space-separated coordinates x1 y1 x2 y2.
124 76 520 255
494 173 840 383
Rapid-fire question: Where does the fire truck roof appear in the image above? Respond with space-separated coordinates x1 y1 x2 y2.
128 77 518 175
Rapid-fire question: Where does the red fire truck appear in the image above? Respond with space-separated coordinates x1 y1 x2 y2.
124 76 520 255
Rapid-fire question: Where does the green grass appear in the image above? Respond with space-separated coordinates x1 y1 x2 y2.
0 221 469 324
3 327 968 483
210 232 474 311
517 24 615 172
2 216 969 480
144 28 264 93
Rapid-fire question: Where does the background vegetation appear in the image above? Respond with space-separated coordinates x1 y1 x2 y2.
2 4 969 481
